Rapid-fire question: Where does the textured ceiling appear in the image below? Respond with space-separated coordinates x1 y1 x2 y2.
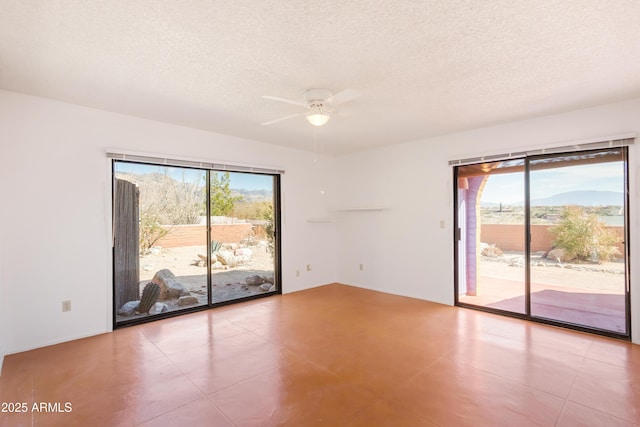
2 1 640 156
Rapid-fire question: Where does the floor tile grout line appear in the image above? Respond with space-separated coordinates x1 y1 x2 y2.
181 346 284 395
581 340 639 369
129 346 210 426
167 339 284 396
426 354 570 403
203 394 239 427
384 348 457 402
133 393 206 426
281 328 460 398
205 365 282 397
376 396 446 427
341 396 442 427
563 340 639 426
137 320 262 360
342 398 381 427
138 327 173 360
451 355 579 400
560 399 639 426
201 349 377 425
388 354 569 426
553 345 589 426
480 326 593 359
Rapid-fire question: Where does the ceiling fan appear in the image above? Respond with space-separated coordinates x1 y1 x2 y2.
261 88 361 127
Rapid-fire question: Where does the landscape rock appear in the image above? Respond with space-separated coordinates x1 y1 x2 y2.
178 296 199 306
546 248 568 262
235 255 251 265
234 248 253 257
259 283 271 291
151 269 190 300
508 256 525 267
118 301 140 316
262 274 275 284
268 284 276 292
215 250 252 267
246 275 265 286
216 250 236 267
195 254 208 267
148 302 169 315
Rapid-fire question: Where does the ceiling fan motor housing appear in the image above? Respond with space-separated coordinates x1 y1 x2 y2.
304 89 333 107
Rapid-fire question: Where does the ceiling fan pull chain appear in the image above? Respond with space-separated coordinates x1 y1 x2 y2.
314 126 318 164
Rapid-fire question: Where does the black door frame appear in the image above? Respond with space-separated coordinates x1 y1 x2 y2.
453 147 631 340
112 160 282 329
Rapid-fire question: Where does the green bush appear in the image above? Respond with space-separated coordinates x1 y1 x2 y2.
139 213 169 255
550 206 620 263
261 203 275 258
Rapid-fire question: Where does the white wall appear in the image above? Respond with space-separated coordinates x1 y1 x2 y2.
0 90 337 355
3 90 639 357
335 98 640 344
0 228 6 372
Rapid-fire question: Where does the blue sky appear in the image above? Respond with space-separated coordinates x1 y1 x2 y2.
482 162 624 204
115 162 274 191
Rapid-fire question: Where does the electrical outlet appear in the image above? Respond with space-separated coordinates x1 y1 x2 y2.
306 264 312 271
62 300 71 312
296 269 300 277
359 263 364 271
439 220 445 229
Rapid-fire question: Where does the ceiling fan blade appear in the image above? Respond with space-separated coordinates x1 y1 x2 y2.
261 95 306 107
328 89 361 106
261 112 305 126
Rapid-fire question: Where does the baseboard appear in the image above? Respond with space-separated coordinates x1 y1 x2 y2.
7 329 110 356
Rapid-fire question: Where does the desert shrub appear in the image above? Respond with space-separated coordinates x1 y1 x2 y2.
550 206 620 263
261 203 275 258
139 212 170 255
481 244 503 257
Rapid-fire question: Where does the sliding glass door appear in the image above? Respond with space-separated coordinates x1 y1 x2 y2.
113 163 209 323
210 172 278 304
455 147 629 337
113 161 280 327
528 149 628 334
456 160 526 314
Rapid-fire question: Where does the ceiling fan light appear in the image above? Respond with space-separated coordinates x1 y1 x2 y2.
306 112 330 126
306 104 330 126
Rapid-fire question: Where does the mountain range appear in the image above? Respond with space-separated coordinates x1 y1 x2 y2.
231 188 273 202
529 190 623 206
483 190 623 207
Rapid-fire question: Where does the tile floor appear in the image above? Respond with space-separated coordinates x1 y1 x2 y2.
1 283 639 426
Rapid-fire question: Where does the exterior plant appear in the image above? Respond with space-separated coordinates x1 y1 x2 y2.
550 206 620 263
139 282 161 313
481 243 503 258
210 172 242 216
211 239 223 254
139 212 170 255
261 203 275 258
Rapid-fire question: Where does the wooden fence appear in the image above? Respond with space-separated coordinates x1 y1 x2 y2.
114 179 140 309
